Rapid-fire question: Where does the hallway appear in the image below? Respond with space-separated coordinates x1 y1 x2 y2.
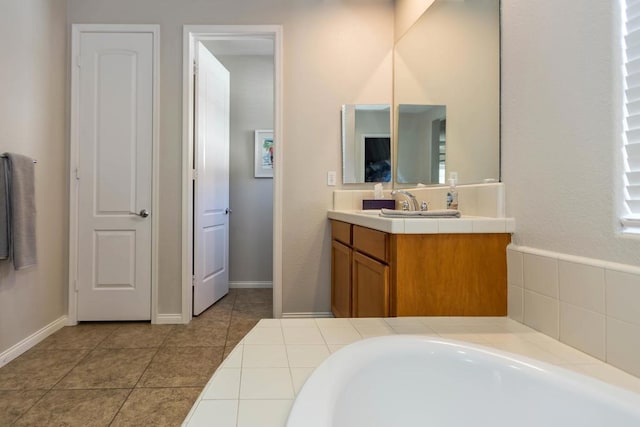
0 288 272 426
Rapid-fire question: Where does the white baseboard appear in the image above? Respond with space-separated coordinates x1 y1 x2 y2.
230 281 273 289
0 315 68 368
281 312 334 319
155 314 184 324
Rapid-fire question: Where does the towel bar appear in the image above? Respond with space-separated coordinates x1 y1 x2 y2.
0 155 36 163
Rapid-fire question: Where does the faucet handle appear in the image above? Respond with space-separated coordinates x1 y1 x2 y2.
400 200 410 211
420 201 428 211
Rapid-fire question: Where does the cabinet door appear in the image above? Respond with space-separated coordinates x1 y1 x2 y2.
352 251 389 317
331 240 352 318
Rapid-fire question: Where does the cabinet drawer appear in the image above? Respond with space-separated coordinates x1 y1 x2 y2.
331 220 352 245
353 225 389 263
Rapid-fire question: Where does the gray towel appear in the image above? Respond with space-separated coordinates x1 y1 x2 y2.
0 158 8 260
380 208 461 218
4 153 37 269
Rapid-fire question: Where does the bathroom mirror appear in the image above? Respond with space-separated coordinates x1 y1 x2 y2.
397 104 446 185
394 0 499 185
341 104 391 183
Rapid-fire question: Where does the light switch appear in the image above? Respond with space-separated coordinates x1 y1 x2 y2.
327 171 337 186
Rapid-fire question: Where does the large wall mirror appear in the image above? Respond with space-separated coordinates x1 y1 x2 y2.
342 104 391 183
394 0 500 185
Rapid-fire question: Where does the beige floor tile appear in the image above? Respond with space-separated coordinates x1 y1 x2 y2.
99 324 174 349
231 307 273 321
163 323 229 347
138 346 224 388
227 319 259 346
110 387 202 427
235 289 272 304
14 389 129 426
0 390 46 425
0 349 88 390
55 348 156 389
34 323 121 350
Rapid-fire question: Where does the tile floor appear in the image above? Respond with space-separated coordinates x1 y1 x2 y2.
0 288 272 426
184 316 640 427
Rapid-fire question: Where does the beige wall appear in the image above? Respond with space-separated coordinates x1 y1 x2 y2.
215 54 274 283
0 0 67 355
67 0 394 314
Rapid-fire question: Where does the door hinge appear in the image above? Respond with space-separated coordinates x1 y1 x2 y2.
192 275 196 286
192 169 198 180
74 167 80 181
74 279 78 292
193 61 197 75
76 55 83 68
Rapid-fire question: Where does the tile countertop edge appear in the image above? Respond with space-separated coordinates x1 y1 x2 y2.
327 210 515 234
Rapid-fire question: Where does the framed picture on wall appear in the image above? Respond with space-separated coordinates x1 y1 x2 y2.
254 129 274 178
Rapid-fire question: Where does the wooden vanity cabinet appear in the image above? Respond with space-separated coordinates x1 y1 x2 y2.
330 219 510 317
331 221 353 317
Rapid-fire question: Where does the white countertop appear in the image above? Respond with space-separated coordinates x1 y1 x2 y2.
328 209 515 234
183 317 640 427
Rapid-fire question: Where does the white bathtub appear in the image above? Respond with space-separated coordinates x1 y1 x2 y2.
287 335 640 427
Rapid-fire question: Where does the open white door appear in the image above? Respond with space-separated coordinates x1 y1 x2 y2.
193 42 230 315
74 29 155 321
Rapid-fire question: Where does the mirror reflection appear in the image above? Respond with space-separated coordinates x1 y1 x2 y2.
341 104 391 183
397 104 446 185
394 0 499 185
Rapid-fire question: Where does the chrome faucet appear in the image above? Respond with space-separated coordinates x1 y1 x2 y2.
391 190 419 211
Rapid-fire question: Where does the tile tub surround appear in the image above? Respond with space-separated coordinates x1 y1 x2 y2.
333 182 506 217
183 317 640 427
508 244 640 378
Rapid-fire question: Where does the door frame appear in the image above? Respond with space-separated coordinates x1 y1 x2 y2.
181 25 284 323
68 24 161 325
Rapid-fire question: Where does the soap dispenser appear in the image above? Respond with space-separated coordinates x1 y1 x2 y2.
446 172 458 210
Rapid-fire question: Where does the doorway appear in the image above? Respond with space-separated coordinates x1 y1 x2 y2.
181 26 283 322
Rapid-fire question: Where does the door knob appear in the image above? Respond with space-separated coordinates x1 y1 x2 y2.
131 209 150 218
224 208 232 215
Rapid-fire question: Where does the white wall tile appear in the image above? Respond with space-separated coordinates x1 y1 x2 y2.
523 290 559 339
242 328 284 345
523 253 558 298
319 327 361 345
280 319 317 328
471 219 506 233
290 367 314 394
239 368 294 399
256 319 281 328
507 247 524 287
237 400 293 427
221 345 243 368
606 269 640 326
186 400 238 427
333 191 353 210
558 261 605 313
559 302 605 360
283 327 325 345
508 285 524 322
606 318 640 378
437 219 473 233
456 187 478 215
476 185 500 217
286 344 330 368
202 369 241 399
242 345 288 368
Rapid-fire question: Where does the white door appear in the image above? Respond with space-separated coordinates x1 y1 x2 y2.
193 42 230 316
75 30 155 320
